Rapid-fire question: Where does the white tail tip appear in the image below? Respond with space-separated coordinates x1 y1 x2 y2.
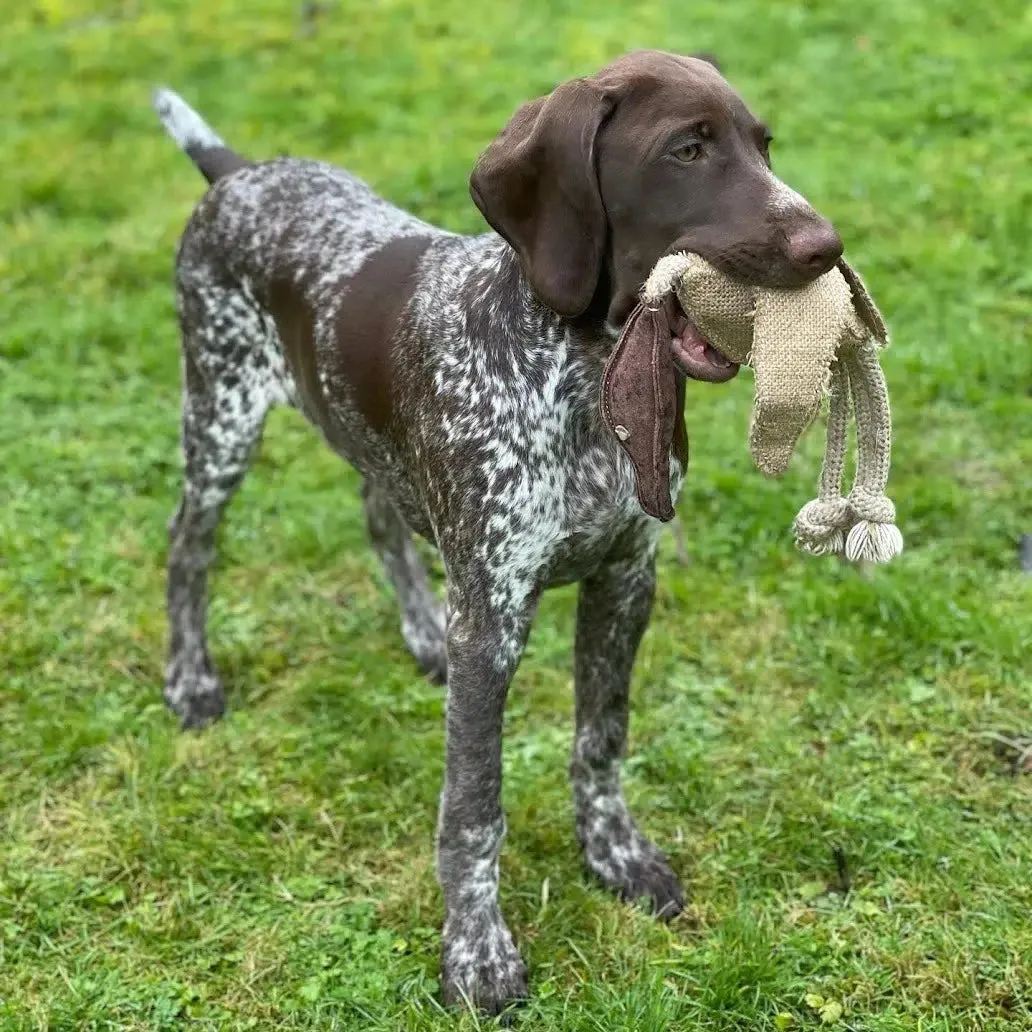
152 87 225 153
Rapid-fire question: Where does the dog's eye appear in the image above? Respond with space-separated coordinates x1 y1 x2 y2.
671 142 702 163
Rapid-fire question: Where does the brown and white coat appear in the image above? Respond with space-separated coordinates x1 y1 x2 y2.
154 50 843 1014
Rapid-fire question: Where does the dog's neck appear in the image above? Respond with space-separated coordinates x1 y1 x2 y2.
477 237 618 383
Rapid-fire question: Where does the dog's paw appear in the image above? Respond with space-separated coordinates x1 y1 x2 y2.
441 908 528 1017
164 661 226 731
582 826 685 920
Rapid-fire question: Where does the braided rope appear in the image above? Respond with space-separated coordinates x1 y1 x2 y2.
793 359 851 556
642 254 693 305
842 342 903 562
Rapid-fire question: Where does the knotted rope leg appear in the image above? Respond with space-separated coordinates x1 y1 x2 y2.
842 344 904 563
792 358 853 556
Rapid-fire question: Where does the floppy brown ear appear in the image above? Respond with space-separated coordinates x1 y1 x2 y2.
689 51 723 73
469 79 614 319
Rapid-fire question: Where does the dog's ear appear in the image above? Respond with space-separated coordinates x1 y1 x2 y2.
688 51 723 73
470 80 614 319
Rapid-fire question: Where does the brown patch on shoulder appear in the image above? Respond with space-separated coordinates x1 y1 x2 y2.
266 279 325 424
330 236 433 433
265 236 432 437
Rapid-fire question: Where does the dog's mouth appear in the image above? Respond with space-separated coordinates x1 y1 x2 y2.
663 295 739 383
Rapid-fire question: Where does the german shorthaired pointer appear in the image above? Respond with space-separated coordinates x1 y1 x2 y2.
154 50 842 1014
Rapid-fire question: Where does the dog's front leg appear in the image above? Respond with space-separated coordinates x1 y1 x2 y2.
437 589 535 1016
571 546 684 918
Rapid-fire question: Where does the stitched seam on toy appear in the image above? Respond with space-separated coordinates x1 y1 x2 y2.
651 325 663 498
599 313 650 512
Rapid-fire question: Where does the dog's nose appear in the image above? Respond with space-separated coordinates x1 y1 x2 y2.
786 222 843 276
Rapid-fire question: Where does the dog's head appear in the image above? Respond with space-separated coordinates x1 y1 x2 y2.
470 50 843 379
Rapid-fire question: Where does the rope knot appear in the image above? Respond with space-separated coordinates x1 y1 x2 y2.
848 487 895 526
793 497 851 556
843 488 903 564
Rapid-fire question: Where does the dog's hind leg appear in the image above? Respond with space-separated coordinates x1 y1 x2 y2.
362 479 447 682
165 276 288 729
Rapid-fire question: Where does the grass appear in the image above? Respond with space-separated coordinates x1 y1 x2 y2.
1 0 1031 1028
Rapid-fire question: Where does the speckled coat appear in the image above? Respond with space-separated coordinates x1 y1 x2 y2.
154 48 844 1016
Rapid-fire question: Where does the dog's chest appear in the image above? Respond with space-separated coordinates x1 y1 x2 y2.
447 352 682 591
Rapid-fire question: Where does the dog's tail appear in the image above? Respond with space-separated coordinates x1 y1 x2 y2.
152 87 249 185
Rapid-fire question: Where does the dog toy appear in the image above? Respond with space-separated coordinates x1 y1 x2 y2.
601 254 903 564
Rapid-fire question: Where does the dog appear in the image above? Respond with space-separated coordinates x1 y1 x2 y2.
153 50 842 1014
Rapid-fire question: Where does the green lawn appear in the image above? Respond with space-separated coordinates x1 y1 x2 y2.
2 1 1031 1029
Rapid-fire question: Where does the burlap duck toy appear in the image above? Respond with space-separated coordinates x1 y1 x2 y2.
601 255 903 564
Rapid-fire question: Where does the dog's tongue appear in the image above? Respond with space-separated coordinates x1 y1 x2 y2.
665 296 739 383
672 327 737 379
